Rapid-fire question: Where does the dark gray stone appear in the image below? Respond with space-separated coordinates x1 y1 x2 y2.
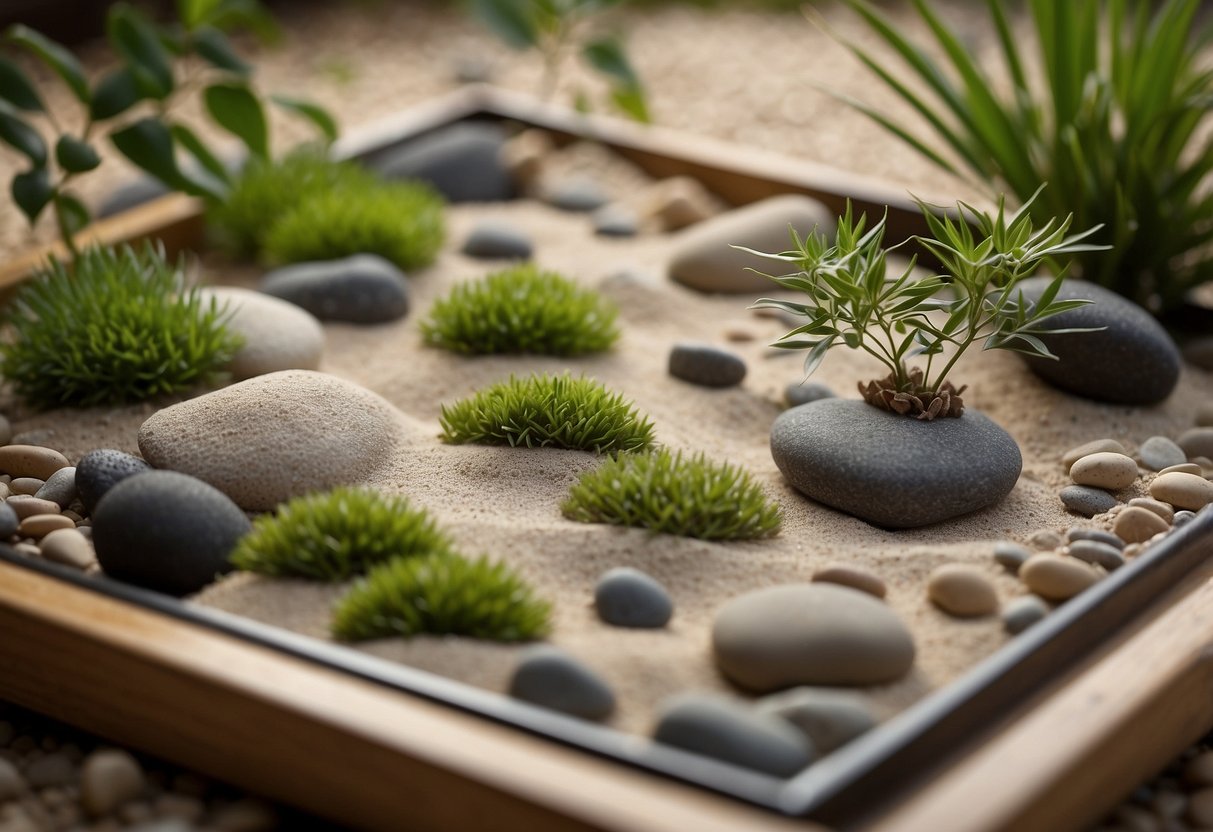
34 466 76 509
92 470 249 596
460 221 533 260
769 399 1022 528
1066 527 1125 549
545 177 609 212
993 541 1030 574
368 122 514 202
1140 436 1187 471
1002 595 1049 635
508 646 615 721
75 449 152 515
1019 277 1181 405
653 694 813 778
594 567 673 628
260 254 409 324
1068 539 1125 571
1179 428 1213 460
668 343 747 388
1060 485 1118 517
756 687 875 754
784 382 836 408
592 204 639 238
0 502 17 538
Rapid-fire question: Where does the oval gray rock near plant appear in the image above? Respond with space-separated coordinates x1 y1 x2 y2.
784 381 836 408
1059 485 1118 517
367 122 515 202
201 287 324 380
712 583 915 691
594 567 673 628
460 221 534 260
668 343 747 388
75 449 152 515
1018 277 1181 405
653 694 813 778
769 399 1022 528
507 645 615 721
260 254 409 324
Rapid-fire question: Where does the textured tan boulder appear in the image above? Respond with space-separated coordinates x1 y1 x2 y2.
138 370 405 510
202 287 325 381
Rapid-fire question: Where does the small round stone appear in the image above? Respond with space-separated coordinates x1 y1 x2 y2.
1178 427 1213 460
1149 471 1213 511
1002 595 1049 635
202 287 325 381
643 176 716 231
1067 540 1125 572
39 529 94 570
1060 485 1118 517
0 501 19 538
1174 510 1197 528
1113 506 1171 544
8 477 42 496
6 495 59 519
1158 462 1203 477
592 204 639 238
34 467 76 509
19 514 75 538
784 382 836 408
927 564 998 617
75 450 152 515
653 694 813 777
1070 452 1139 490
1062 438 1128 469
461 221 533 260
993 541 1031 574
756 687 875 754
1139 436 1188 471
259 255 410 324
1028 529 1065 550
0 445 69 480
1127 497 1175 524
668 343 746 388
508 646 615 720
1066 527 1125 550
811 564 887 599
593 567 673 628
81 749 145 817
1020 553 1102 602
544 176 609 212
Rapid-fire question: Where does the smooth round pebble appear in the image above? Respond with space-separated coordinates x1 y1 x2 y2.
75 450 152 515
1029 529 1065 550
81 750 145 817
811 564 886 599
756 687 875 754
1059 485 1119 517
594 567 673 628
653 694 813 777
8 477 42 496
7 495 60 520
1020 554 1102 602
1113 505 1171 544
39 529 95 570
34 467 76 509
1179 428 1213 461
927 564 998 617
1068 540 1125 571
1149 471 1213 511
668 343 747 388
1070 452 1139 490
1066 527 1125 549
993 541 1030 574
1002 595 1049 635
508 646 615 720
1174 510 1197 528
0 501 18 538
1127 497 1174 523
259 255 410 324
784 382 836 408
1140 436 1187 471
712 583 915 691
19 514 75 538
544 176 609 212
1159 462 1203 477
371 122 514 202
461 221 533 260
0 445 69 480
592 204 639 238
1062 439 1128 469
201 287 325 380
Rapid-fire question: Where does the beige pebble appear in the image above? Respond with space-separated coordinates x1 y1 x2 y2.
1122 542 1144 559
1071 452 1139 490
8 477 42 496
0 483 11 501
1062 438 1127 469
1159 462 1203 477
6 495 60 519
927 564 998 617
1188 788 1213 827
0 445 69 480
1127 497 1174 524
1028 529 1064 551
12 542 40 558
1020 554 1101 602
1113 506 1171 544
1150 471 1213 511
19 514 75 539
80 749 144 818
39 529 94 569
812 564 887 599
1185 750 1213 787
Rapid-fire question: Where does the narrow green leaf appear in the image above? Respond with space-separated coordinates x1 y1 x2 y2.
582 36 638 87
178 0 224 30
0 56 42 111
0 105 46 165
55 135 100 173
53 192 90 237
468 0 537 50
802 335 835 378
193 26 250 74
6 25 89 104
168 123 230 184
10 167 52 224
108 4 175 100
90 67 142 120
270 94 338 144
203 81 268 159
608 84 650 123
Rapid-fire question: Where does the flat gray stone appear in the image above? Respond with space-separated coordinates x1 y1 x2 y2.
1060 485 1118 517
545 177 609 212
769 399 1021 528
33 467 76 509
1140 436 1187 471
1179 428 1213 460
993 541 1030 574
1002 595 1049 635
1066 527 1125 549
594 567 673 628
260 254 409 324
668 343 746 388
653 694 813 777
756 687 875 754
367 122 514 202
508 646 615 721
712 583 915 691
1019 277 1181 405
1068 539 1125 571
592 204 639 238
784 382 835 408
461 221 533 260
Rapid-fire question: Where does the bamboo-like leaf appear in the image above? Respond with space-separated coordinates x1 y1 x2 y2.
6 25 88 103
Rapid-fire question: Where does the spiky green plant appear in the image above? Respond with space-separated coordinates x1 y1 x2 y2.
562 448 783 540
229 487 454 581
421 264 619 356
331 552 552 642
262 180 445 271
439 373 655 453
0 243 241 408
829 0 1213 314
208 149 379 258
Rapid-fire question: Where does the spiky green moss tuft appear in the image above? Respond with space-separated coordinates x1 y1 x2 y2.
230 487 454 581
208 148 380 258
439 373 655 453
263 180 445 271
331 552 552 642
421 264 619 356
562 448 783 540
0 243 241 408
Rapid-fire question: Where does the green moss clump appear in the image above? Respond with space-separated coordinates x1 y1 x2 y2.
208 149 380 258
439 373 655 453
421 264 619 356
262 180 445 271
230 487 454 581
331 552 552 642
0 243 241 408
562 448 783 540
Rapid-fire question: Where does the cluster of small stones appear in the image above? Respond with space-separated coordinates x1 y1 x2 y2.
1093 736 1213 832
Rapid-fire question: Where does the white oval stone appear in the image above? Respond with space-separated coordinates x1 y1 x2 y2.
202 287 325 381
1070 452 1139 490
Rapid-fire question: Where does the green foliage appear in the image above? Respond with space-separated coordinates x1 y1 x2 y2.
830 0 1213 314
230 487 455 581
262 179 446 270
749 191 1103 396
439 373 655 453
421 264 619 356
0 1 333 255
562 448 783 540
331 552 552 642
470 0 649 122
0 243 241 408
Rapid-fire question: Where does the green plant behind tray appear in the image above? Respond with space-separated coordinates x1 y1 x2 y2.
331 552 552 642
0 242 241 407
0 0 335 255
562 447 783 540
421 264 619 355
827 0 1213 315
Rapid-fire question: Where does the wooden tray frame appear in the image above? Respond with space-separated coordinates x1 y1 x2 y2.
0 85 1211 831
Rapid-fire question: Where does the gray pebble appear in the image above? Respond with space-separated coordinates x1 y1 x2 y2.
508 646 615 721
1179 428 1213 461
594 567 673 628
784 382 836 408
1060 485 1119 517
34 467 76 509
0 501 18 538
668 343 746 388
1002 595 1049 635
461 221 533 260
368 122 514 202
1068 539 1125 571
260 254 409 324
653 694 813 777
592 204 639 238
756 687 875 754
1067 527 1125 549
75 450 152 515
545 177 609 212
993 541 1030 574
1174 510 1197 528
1140 436 1188 471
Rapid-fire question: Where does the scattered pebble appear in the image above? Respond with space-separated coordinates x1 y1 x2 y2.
508 646 615 721
593 567 673 628
1149 471 1213 511
1020 553 1102 602
371 122 514 202
1067 540 1125 572
592 203 639 237
1028 529 1065 550
18 514 75 538
0 501 19 538
1127 497 1175 524
201 287 325 380
1061 438 1128 469
653 694 812 777
7 495 60 520
756 687 875 754
9 477 42 496
0 445 70 481
927 564 998 617
1059 485 1119 517
1066 527 1125 550
1140 436 1187 471
34 467 76 509
75 450 152 515
81 749 145 817
1070 452 1139 490
260 254 410 324
544 176 609 212
784 382 836 408
1158 462 1203 477
993 541 1030 574
1175 510 1197 528
1113 505 1171 544
460 220 534 260
811 564 887 599
1178 427 1213 461
1002 595 1049 635
668 343 747 388
39 528 95 570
